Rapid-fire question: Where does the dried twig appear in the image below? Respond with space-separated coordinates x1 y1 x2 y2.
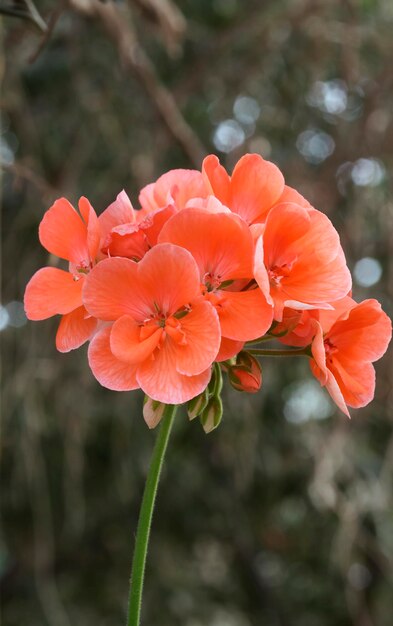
0 0 47 32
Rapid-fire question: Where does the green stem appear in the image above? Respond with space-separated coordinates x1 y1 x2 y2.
126 404 177 626
248 348 310 357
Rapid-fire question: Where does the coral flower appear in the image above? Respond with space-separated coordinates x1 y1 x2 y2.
158 208 273 342
254 202 352 321
310 298 392 416
98 190 176 261
24 197 99 352
83 243 221 405
139 169 207 213
202 153 285 225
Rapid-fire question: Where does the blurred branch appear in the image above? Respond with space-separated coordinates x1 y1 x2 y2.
29 0 66 63
67 0 206 166
0 0 47 32
1 159 58 198
130 0 186 57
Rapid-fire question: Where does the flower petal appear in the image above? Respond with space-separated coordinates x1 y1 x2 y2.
83 257 149 321
88 326 139 391
174 299 220 376
328 299 392 362
24 267 83 320
110 315 163 364
159 208 255 280
217 288 273 341
137 338 211 404
215 337 244 362
78 196 100 261
39 198 89 264
230 154 285 224
56 306 97 352
202 155 231 206
153 169 207 210
137 243 201 316
98 190 136 243
330 358 375 409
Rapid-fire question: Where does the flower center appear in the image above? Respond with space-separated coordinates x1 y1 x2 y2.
268 264 292 287
324 338 338 364
140 308 189 347
203 271 222 292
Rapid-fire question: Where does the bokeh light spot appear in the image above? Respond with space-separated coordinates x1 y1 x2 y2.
354 257 382 287
213 120 245 153
296 129 335 164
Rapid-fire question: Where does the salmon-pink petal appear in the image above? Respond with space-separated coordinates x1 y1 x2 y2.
137 243 201 316
153 169 207 210
310 321 328 383
174 300 220 376
39 198 89 264
275 185 313 209
78 196 100 260
138 183 157 212
185 195 231 214
230 154 285 224
217 288 273 341
253 236 273 305
137 339 211 404
318 296 355 333
328 299 392 362
309 359 350 417
263 203 311 268
88 326 139 391
83 257 150 321
24 267 83 320
331 358 375 409
56 306 97 353
202 155 231 206
110 315 163 364
296 209 341 264
325 370 350 417
98 191 136 242
282 248 352 306
103 223 149 260
141 205 177 246
159 209 255 280
215 337 244 362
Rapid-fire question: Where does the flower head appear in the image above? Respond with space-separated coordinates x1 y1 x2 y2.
84 243 221 405
310 298 392 415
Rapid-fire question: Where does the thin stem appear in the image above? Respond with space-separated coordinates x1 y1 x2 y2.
126 404 177 626
248 348 310 357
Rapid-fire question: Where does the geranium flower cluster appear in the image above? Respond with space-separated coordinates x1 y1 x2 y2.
24 154 391 428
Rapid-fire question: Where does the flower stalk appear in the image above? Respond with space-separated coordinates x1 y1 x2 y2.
127 404 177 626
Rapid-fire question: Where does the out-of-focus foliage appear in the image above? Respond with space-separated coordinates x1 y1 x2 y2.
1 1 393 625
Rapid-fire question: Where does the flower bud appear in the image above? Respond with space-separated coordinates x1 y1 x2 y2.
200 396 223 433
187 387 209 420
228 352 262 393
143 396 165 429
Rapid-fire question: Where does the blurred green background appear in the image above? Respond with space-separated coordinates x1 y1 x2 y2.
1 1 393 625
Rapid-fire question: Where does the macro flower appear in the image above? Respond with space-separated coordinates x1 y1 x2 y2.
158 207 273 341
83 243 221 405
310 298 392 415
202 153 285 225
253 202 352 321
24 197 99 352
